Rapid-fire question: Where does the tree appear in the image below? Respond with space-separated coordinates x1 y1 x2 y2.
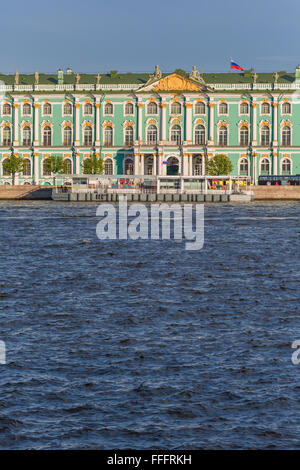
174 68 187 77
2 154 26 185
43 155 69 185
206 154 233 176
82 154 104 175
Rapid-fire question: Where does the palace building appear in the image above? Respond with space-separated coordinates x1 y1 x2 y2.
0 65 300 184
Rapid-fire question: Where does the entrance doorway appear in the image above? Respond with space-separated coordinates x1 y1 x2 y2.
167 157 179 175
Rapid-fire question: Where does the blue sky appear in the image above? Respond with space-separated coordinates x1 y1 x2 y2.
2 0 299 74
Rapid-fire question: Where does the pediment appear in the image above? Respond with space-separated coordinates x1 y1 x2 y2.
138 73 206 92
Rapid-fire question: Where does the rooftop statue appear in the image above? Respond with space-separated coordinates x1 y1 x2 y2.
273 72 279 84
14 71 19 85
252 71 258 83
75 73 80 84
145 65 162 86
34 71 39 85
96 73 101 85
189 65 205 84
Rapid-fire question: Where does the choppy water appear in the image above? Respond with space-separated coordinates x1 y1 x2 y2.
0 200 299 449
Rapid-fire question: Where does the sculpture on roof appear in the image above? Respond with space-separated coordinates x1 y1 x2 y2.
189 65 205 84
252 71 258 84
75 73 80 84
14 71 19 85
273 72 279 84
144 65 162 86
34 71 39 85
96 73 101 85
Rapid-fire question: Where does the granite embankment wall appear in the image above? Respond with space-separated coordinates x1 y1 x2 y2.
253 186 300 200
0 185 52 200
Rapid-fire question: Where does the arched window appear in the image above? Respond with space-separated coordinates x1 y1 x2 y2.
195 125 205 145
23 103 31 115
239 158 249 175
261 125 270 146
3 126 11 146
219 102 228 114
84 103 93 115
23 159 31 176
147 125 158 144
239 125 249 146
260 158 270 175
282 158 291 175
125 102 134 115
43 103 52 115
2 159 10 176
64 158 72 175
124 126 134 146
218 126 228 146
170 125 181 144
23 126 31 146
282 102 291 114
282 126 291 146
193 156 202 175
104 158 113 175
83 125 92 146
170 102 181 114
43 159 51 176
261 102 270 114
195 102 205 115
104 126 113 146
3 103 11 115
124 158 133 175
63 126 72 146
147 102 158 114
63 102 72 115
43 126 51 146
145 155 154 175
240 102 249 114
104 102 113 115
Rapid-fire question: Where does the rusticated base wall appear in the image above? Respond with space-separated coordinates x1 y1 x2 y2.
254 186 300 200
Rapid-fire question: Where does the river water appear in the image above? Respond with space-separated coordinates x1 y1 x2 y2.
0 200 299 449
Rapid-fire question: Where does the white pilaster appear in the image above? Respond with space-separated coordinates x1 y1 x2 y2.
13 102 19 146
137 102 143 142
252 100 257 145
273 99 278 145
34 153 39 184
185 102 192 143
208 102 215 144
160 102 167 141
33 101 39 146
75 100 80 145
95 100 100 145
75 153 80 174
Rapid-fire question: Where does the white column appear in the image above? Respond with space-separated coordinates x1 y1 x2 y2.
134 153 140 175
189 154 193 176
273 100 278 145
75 153 80 174
160 102 167 141
140 154 144 175
33 101 39 146
208 103 215 144
252 154 257 185
185 103 192 143
95 100 100 145
273 152 278 175
34 153 39 184
74 100 80 145
153 154 157 175
13 102 19 146
252 101 257 145
202 155 206 176
137 102 143 142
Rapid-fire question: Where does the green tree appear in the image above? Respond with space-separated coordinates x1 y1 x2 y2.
2 154 26 185
174 68 187 77
82 154 104 175
43 155 69 185
206 154 233 176
110 70 118 79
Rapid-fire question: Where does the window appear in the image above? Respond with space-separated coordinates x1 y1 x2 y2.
282 126 291 146
239 158 248 175
147 102 158 114
261 125 270 146
260 158 270 175
195 125 205 145
83 125 93 146
43 103 52 115
282 158 291 175
125 102 134 115
63 102 72 115
3 103 11 115
23 159 31 176
64 159 72 174
195 102 205 115
104 103 113 115
124 158 134 175
23 126 31 146
2 160 10 176
147 125 158 144
239 126 249 146
84 103 93 115
219 102 228 114
170 102 181 114
240 102 249 114
104 158 113 175
261 102 270 114
145 156 153 175
43 158 51 176
63 126 72 146
23 103 31 115
282 102 291 114
193 156 202 175
218 126 228 146
170 125 181 144
3 126 11 146
104 126 113 146
43 126 51 146
124 126 134 146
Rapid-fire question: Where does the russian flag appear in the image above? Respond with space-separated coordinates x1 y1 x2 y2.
162 161 168 165
231 59 244 71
